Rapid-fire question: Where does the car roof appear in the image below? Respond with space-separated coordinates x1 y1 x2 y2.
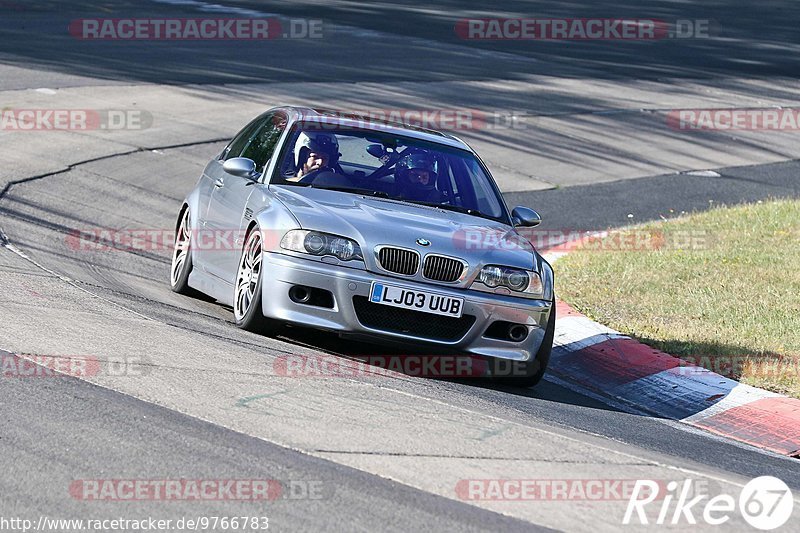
274 106 472 151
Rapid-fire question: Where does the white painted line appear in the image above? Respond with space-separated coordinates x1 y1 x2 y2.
684 170 722 177
553 315 626 350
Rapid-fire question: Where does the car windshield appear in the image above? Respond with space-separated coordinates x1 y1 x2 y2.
271 123 508 222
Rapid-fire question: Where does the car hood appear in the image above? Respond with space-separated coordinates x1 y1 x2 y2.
271 185 540 273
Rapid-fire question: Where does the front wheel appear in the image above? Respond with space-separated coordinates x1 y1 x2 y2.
492 302 555 388
170 208 193 294
233 227 281 335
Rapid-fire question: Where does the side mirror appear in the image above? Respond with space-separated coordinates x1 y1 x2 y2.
366 144 386 158
223 157 259 180
511 206 542 227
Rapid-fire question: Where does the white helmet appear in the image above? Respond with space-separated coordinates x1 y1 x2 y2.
294 132 340 168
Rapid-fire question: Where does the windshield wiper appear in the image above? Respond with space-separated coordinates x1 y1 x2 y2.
307 184 390 198
395 198 492 219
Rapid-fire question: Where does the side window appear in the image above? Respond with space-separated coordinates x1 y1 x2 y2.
240 113 287 170
222 118 262 161
462 158 504 218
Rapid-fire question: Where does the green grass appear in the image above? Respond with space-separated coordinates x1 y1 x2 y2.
556 199 800 397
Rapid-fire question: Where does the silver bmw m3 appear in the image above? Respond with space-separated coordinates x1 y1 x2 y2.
170 106 554 386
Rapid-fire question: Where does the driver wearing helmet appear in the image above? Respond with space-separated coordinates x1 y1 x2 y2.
395 153 441 203
292 131 340 179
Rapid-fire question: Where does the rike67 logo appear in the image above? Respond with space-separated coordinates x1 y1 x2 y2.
624 476 794 529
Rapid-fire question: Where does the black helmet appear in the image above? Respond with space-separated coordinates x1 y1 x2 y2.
396 153 437 191
294 131 340 167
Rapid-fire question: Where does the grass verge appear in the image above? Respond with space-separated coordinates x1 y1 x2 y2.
555 198 800 398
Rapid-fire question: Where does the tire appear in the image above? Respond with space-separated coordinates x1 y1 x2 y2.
170 207 194 294
492 301 556 388
233 226 282 335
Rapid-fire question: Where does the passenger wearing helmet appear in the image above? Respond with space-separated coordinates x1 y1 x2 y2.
293 131 340 179
395 153 441 203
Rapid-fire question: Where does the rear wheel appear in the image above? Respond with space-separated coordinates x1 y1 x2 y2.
492 302 555 388
234 227 281 335
170 208 193 294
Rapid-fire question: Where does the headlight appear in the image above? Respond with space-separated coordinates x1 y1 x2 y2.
479 266 503 287
473 265 543 297
280 230 363 262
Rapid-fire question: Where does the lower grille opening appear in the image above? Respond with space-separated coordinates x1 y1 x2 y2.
352 296 475 342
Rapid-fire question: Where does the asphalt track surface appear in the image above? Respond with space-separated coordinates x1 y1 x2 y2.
2 1 800 531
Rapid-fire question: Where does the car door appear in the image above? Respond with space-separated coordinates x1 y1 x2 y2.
193 116 263 275
202 112 287 283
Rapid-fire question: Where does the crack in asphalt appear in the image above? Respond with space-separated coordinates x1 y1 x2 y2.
0 137 228 246
310 450 650 463
0 138 228 203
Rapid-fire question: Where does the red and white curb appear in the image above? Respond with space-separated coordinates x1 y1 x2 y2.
544 252 800 458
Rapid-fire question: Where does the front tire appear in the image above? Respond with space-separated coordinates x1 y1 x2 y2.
170 207 193 294
234 227 281 335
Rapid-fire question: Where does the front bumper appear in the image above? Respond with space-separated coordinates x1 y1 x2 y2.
261 252 552 361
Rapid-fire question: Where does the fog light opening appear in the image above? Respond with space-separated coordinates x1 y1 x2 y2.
289 285 311 304
507 324 529 342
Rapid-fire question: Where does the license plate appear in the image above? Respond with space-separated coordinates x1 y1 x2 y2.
369 282 464 318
